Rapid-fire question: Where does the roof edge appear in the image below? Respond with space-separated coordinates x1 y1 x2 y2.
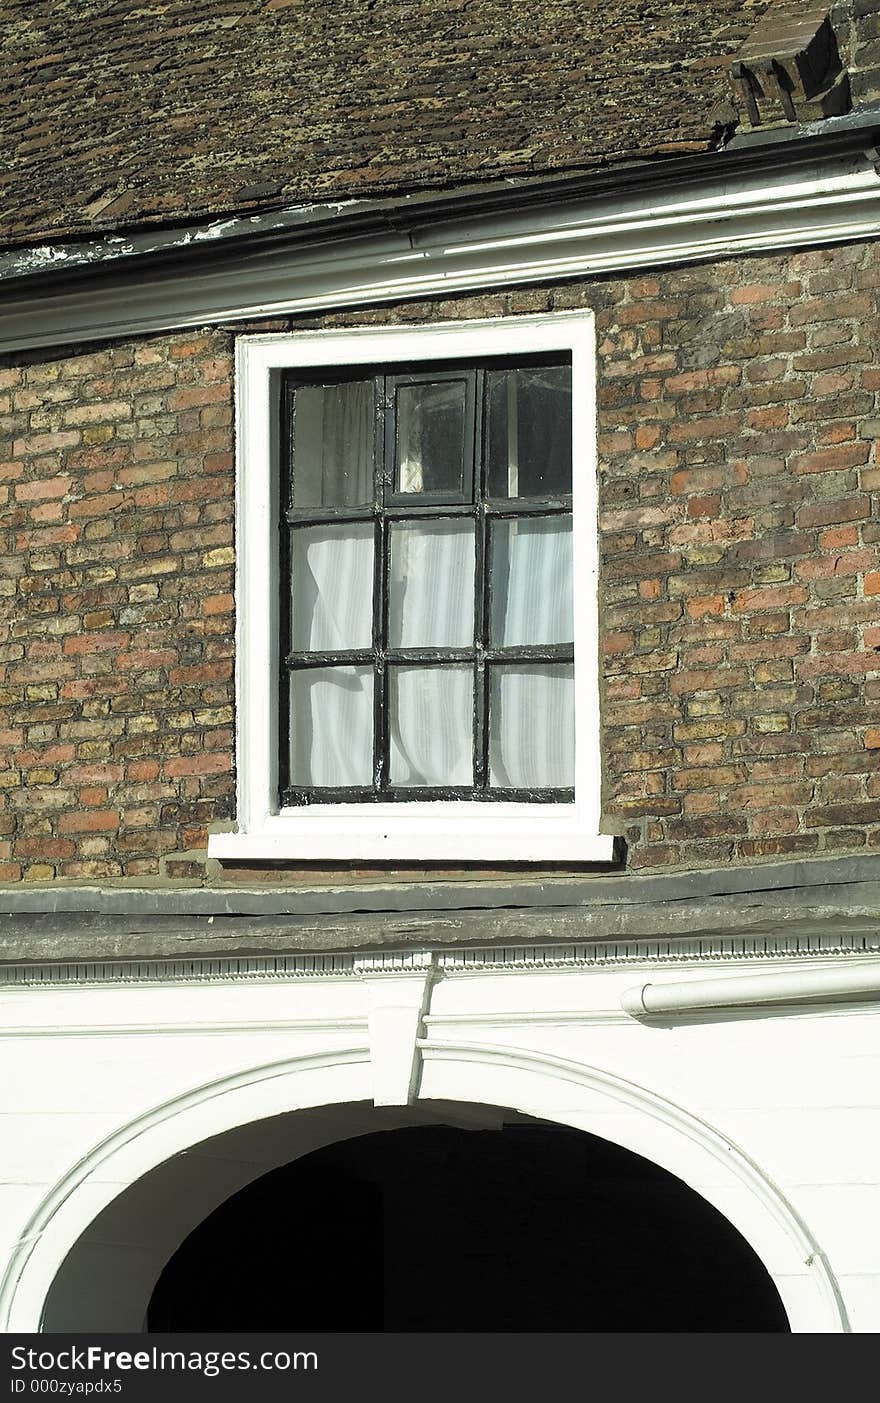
4 108 880 291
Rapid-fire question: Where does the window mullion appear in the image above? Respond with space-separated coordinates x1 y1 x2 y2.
473 367 489 793
373 375 389 795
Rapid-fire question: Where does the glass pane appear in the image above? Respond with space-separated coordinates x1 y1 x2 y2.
291 524 373 651
389 666 473 787
289 666 373 787
389 520 475 648
490 516 573 646
292 381 374 508
486 365 572 497
395 379 468 495
489 664 574 788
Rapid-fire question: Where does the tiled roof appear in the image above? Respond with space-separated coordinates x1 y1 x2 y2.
0 0 772 250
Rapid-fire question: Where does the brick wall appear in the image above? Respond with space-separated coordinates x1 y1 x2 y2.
0 333 236 882
0 239 878 883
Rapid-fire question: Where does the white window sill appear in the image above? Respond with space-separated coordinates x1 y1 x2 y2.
208 806 616 864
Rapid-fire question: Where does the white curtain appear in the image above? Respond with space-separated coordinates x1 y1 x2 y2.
291 524 374 651
290 667 373 787
491 516 572 646
389 521 475 648
487 516 574 788
288 469 574 788
490 664 574 788
294 382 373 507
389 666 472 786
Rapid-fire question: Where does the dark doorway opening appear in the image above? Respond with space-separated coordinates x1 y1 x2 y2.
147 1121 790 1332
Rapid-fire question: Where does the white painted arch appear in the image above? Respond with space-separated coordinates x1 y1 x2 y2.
0 1039 847 1334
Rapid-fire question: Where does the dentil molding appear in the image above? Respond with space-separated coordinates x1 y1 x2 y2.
1 928 878 987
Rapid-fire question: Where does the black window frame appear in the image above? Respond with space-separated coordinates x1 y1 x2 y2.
279 353 574 807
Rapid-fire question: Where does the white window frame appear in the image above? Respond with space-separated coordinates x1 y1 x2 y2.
208 313 614 862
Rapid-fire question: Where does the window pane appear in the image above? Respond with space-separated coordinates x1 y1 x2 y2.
490 516 573 646
389 520 475 648
486 365 572 497
389 666 473 786
292 381 374 508
291 524 373 651
395 379 468 495
289 666 373 787
489 664 574 788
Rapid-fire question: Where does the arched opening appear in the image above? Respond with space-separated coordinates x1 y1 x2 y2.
147 1118 789 1333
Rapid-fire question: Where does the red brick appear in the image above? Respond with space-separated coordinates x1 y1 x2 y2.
14 476 71 503
791 444 871 474
746 406 788 430
164 754 232 778
731 585 809 612
730 284 782 305
15 524 79 549
57 809 120 834
79 787 109 806
635 425 661 449
14 838 76 860
168 384 231 411
686 595 725 619
796 550 876 580
63 632 129 656
686 495 721 518
819 525 859 550
603 632 635 656
616 299 679 325
127 759 161 780
796 496 871 530
12 430 80 457
66 763 124 785
667 415 741 444
790 293 873 325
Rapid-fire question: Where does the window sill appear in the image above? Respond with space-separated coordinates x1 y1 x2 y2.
208 805 616 864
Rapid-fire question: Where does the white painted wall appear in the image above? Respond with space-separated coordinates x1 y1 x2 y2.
0 946 877 1333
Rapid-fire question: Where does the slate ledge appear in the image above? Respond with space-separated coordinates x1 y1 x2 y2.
0 855 878 966
0 853 876 918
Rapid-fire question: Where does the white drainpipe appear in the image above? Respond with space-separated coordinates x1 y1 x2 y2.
621 960 880 1018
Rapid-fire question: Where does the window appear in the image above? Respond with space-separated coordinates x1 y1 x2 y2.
209 314 612 862
282 358 574 803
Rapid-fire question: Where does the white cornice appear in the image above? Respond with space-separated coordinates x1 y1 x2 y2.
0 929 877 987
2 152 880 353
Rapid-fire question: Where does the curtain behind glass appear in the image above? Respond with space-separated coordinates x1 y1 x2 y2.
293 382 373 508
491 517 573 646
489 664 574 788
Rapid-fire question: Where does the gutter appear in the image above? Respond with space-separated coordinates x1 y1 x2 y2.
621 960 880 1018
2 115 880 354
